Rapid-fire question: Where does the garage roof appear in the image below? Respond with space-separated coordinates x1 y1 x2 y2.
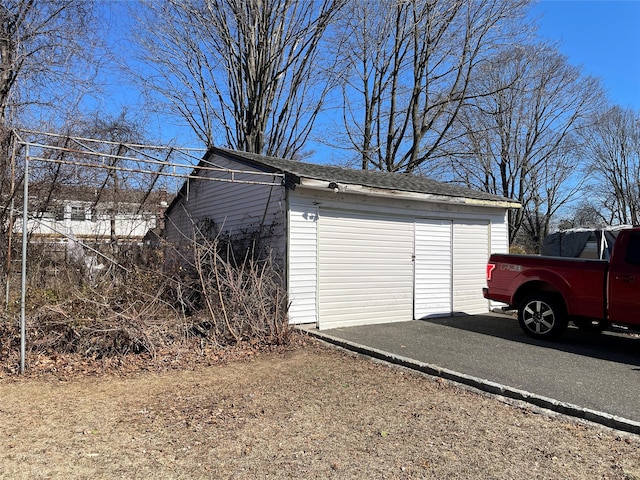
211 147 519 208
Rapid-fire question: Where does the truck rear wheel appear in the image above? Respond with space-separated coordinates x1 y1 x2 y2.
518 293 568 340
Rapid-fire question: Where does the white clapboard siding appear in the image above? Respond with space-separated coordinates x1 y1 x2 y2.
414 219 453 318
452 220 490 314
287 202 318 324
317 210 414 329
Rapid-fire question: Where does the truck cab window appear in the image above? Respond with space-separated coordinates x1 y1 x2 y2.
624 234 640 266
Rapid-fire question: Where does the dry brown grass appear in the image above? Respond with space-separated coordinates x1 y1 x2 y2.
1 338 638 480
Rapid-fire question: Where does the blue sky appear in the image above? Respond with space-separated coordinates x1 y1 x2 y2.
531 0 640 110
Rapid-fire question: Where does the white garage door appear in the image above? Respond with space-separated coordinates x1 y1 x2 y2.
317 210 414 329
452 220 490 314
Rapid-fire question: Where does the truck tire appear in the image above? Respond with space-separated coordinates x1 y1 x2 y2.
518 293 568 340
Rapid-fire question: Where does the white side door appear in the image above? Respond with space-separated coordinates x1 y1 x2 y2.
414 219 453 318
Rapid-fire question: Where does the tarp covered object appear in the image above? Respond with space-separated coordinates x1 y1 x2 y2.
541 227 630 260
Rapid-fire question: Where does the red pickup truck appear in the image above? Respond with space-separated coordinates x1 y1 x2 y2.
483 227 640 339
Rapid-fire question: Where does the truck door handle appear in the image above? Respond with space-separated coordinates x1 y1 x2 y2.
615 274 635 283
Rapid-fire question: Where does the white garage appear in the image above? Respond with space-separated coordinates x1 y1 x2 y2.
165 148 519 330
289 199 509 330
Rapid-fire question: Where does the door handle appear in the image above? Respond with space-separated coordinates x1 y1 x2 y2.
615 274 635 283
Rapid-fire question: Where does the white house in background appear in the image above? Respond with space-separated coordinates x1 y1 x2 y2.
22 185 168 245
165 147 520 330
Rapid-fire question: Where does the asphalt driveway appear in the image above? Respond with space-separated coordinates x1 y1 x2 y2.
303 313 640 434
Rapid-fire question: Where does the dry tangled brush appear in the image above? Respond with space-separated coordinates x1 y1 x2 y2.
1 233 291 374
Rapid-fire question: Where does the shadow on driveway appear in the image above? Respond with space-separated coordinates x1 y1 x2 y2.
421 313 640 368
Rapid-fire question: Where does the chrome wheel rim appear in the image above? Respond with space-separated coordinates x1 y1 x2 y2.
522 300 555 335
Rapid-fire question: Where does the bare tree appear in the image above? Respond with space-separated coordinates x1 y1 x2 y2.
580 106 640 226
557 202 608 230
442 44 604 248
1 0 101 212
0 0 101 126
27 110 149 198
131 0 345 158
331 0 531 173
518 141 586 252
1 0 102 293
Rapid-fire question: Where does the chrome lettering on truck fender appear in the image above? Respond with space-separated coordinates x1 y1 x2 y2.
500 263 523 272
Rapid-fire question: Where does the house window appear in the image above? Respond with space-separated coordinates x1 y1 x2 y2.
55 206 66 221
70 206 86 221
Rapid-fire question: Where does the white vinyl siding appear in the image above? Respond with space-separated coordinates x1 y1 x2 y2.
490 212 509 254
452 220 490 314
287 201 318 325
164 154 287 258
414 219 453 318
317 210 414 329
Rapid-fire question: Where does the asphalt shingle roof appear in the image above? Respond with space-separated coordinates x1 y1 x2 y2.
213 147 516 205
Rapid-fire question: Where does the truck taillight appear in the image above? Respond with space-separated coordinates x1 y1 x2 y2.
486 263 496 281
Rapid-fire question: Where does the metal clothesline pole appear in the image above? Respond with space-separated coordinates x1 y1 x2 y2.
20 145 29 374
17 128 208 153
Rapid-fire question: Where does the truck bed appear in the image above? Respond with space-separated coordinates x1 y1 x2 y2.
487 254 609 320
